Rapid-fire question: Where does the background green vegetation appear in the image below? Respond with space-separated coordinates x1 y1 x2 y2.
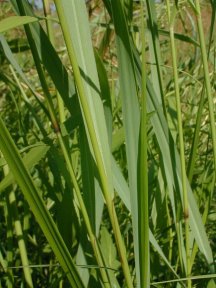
0 0 215 287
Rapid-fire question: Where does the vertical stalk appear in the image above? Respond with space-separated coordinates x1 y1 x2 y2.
54 1 133 287
138 2 149 287
194 0 216 177
16 2 110 286
8 190 34 288
166 1 191 287
9 64 47 137
146 0 167 119
187 0 214 183
57 134 111 288
42 0 65 123
166 193 173 265
4 178 14 288
176 205 184 273
4 200 14 288
187 88 205 182
3 164 33 288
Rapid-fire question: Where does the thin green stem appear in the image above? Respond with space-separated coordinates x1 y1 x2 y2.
5 197 15 288
176 205 184 273
146 0 167 120
3 164 33 288
43 0 65 123
54 1 133 287
16 2 110 285
9 65 47 137
57 134 110 288
3 163 14 288
8 190 34 288
187 0 214 183
194 0 216 177
187 87 205 182
166 1 191 287
166 193 173 264
138 2 149 287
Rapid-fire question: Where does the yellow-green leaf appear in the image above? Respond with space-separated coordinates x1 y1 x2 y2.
0 16 38 33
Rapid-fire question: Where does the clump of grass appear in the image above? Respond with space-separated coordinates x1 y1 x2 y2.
0 0 215 287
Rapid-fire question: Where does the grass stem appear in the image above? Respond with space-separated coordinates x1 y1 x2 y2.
138 2 149 287
54 1 133 287
194 0 216 178
166 1 191 287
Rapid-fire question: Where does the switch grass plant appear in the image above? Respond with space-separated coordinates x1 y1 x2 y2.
0 0 215 287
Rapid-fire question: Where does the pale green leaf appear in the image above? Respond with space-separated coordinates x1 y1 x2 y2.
0 16 38 33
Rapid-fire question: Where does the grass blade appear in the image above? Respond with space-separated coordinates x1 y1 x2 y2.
109 0 140 285
166 2 191 285
0 16 37 33
132 42 214 269
54 1 133 286
137 3 149 287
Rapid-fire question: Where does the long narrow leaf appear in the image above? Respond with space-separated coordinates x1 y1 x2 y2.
54 1 133 286
110 1 141 285
0 16 37 33
132 44 214 267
